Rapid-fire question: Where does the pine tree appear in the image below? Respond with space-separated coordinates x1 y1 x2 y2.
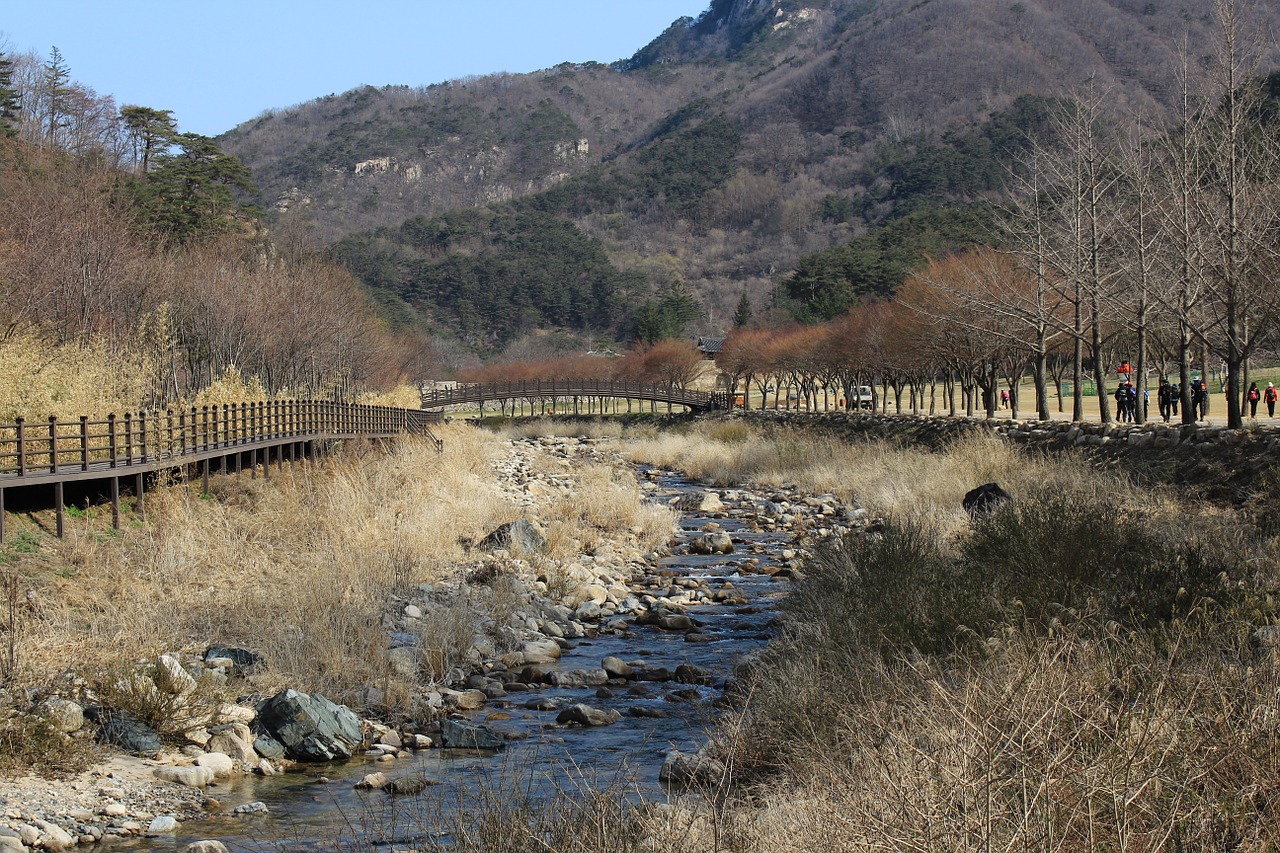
40 46 73 147
0 51 19 138
120 105 177 174
733 291 753 327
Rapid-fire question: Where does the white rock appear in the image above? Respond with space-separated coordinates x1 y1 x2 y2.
153 765 215 787
99 803 128 817
206 731 258 767
0 836 25 853
215 703 256 724
154 655 198 695
32 820 75 851
195 752 235 778
147 816 179 834
184 843 230 853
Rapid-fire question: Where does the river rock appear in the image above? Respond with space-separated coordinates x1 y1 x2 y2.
37 697 84 733
232 802 269 815
962 482 1012 518
207 730 258 766
84 707 162 756
253 733 286 760
676 491 724 513
354 772 389 790
154 654 197 696
153 765 216 787
520 639 562 664
204 646 263 676
184 843 229 853
601 656 635 680
659 749 727 785
439 719 505 750
0 837 23 853
689 532 733 555
556 704 621 727
29 820 75 851
195 751 235 778
549 668 609 688
255 689 363 762
147 816 178 834
478 519 546 555
386 776 433 795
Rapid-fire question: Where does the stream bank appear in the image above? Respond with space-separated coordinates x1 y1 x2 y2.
0 432 864 851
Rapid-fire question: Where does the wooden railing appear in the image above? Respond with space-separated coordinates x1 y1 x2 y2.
0 399 441 482
421 380 729 412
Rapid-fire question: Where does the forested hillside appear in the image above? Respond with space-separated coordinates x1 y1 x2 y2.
220 0 1280 354
0 48 428 419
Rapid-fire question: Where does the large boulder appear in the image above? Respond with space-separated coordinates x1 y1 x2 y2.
84 707 162 756
439 719 505 751
255 690 362 762
962 483 1012 519
689 533 734 555
478 519 546 555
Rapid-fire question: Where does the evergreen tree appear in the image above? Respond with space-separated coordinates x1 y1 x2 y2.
41 46 73 147
733 291 753 328
0 51 19 138
131 132 258 241
120 105 177 175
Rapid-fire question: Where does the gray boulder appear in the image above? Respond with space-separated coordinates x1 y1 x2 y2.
255 690 362 762
659 749 727 785
84 707 162 756
478 519 546 555
439 719 505 750
556 704 622 727
688 533 734 555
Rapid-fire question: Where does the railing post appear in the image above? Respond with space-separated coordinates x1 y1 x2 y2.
80 416 89 471
15 418 25 476
189 406 198 457
123 412 133 465
139 411 148 463
166 409 175 459
201 406 210 451
108 414 118 468
48 415 59 474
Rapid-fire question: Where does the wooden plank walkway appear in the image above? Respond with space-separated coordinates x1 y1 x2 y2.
0 400 441 542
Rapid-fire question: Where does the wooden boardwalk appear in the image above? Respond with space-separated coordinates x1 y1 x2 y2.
0 400 441 542
421 379 730 413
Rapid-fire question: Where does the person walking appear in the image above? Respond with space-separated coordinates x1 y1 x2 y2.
1114 383 1129 422
1248 381 1261 418
1266 382 1277 418
1192 380 1206 422
1170 382 1180 418
1158 379 1173 422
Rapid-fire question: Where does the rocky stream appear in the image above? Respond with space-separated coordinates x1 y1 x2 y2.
0 435 865 852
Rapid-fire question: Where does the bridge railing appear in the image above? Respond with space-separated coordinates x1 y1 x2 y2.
421 379 728 410
0 400 441 479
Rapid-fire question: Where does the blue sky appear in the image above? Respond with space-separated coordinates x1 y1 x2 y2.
1 1 711 137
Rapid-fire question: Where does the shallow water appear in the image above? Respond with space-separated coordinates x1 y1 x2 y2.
106 472 792 851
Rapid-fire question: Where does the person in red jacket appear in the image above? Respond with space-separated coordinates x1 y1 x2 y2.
1248 381 1261 417
1266 382 1277 418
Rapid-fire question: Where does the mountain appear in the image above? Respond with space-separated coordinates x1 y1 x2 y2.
220 0 1280 353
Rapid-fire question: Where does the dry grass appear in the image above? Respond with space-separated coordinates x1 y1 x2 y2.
624 424 1128 536
6 424 517 708
0 330 155 421
729 615 1280 852
541 463 675 558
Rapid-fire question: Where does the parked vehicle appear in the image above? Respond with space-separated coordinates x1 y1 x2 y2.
851 385 874 409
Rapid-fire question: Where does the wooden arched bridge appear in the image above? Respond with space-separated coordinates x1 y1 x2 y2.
0 400 441 543
421 380 730 414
